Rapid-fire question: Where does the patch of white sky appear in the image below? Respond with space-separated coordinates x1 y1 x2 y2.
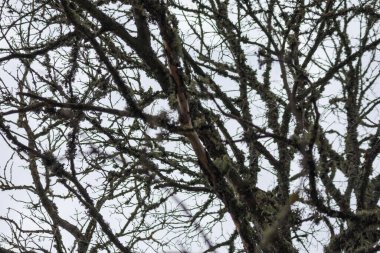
147 192 235 253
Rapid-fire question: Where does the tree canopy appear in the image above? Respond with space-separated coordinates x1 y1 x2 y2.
0 0 380 252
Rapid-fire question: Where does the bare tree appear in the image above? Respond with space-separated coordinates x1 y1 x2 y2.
0 0 380 252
